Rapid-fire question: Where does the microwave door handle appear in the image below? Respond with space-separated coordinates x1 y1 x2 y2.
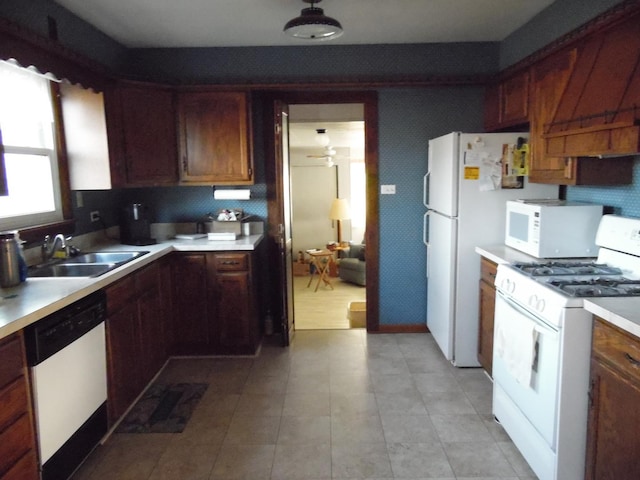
496 291 559 335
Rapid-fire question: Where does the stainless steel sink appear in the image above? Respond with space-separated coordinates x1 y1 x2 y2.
29 251 149 278
69 251 147 264
29 263 118 278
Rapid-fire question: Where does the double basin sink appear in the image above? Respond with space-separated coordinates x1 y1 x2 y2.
29 251 149 278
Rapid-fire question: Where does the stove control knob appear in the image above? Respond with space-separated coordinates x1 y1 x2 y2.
528 295 545 313
501 278 515 293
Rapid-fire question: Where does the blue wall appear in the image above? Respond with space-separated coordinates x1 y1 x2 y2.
2 0 635 327
377 87 483 324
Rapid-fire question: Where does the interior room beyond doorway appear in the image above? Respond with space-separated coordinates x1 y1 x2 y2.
289 104 366 330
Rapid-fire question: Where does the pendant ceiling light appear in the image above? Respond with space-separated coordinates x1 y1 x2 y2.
284 0 343 41
315 128 331 146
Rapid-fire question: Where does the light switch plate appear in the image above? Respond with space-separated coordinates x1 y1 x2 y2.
381 184 396 194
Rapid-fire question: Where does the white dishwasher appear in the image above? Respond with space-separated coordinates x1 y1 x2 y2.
24 290 108 480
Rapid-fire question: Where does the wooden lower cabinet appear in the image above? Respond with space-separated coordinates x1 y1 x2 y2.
170 252 213 354
105 261 170 424
0 333 38 480
586 317 640 479
105 274 143 423
213 253 260 355
477 257 497 376
171 251 260 355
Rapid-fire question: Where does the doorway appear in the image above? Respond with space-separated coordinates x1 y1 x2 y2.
289 106 367 329
264 91 379 344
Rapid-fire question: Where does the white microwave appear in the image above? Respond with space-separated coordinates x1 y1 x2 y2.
505 199 604 258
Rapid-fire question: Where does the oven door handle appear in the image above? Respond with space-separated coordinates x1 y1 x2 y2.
496 290 559 335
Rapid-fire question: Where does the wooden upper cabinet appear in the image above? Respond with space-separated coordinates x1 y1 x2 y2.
528 47 578 184
483 82 501 132
177 91 253 185
527 47 632 185
541 15 640 160
484 7 640 185
104 82 178 187
501 70 529 127
484 69 530 132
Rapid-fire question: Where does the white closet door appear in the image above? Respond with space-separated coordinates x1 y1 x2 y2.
291 166 337 253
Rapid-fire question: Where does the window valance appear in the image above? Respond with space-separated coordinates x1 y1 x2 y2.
0 17 111 92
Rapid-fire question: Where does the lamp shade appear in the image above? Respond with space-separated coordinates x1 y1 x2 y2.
284 1 343 41
329 198 350 220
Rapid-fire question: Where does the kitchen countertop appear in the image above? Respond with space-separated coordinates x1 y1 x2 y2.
0 234 263 340
475 245 544 265
584 298 640 339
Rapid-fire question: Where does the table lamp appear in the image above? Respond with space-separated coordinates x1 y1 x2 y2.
329 198 350 245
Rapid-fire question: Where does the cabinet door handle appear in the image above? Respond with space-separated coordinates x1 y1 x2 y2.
221 261 240 265
624 352 640 367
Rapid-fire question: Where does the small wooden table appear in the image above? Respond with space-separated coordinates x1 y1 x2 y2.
326 244 349 277
305 249 335 292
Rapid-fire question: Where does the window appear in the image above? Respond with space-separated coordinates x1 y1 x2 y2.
0 60 63 230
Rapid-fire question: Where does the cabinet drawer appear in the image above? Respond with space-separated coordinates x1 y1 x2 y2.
480 257 498 286
214 253 249 271
0 377 28 432
1 450 38 480
0 414 33 476
593 317 640 383
106 275 136 314
0 334 24 390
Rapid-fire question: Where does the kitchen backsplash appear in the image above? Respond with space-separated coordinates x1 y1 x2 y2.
72 185 268 237
566 157 640 218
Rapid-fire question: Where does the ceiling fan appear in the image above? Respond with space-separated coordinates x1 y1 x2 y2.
307 145 338 167
305 128 342 166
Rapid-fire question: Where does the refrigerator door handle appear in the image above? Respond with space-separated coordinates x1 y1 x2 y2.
424 211 431 278
423 211 429 246
423 172 430 208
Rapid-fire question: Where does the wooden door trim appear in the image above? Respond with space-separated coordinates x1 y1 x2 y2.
262 90 379 333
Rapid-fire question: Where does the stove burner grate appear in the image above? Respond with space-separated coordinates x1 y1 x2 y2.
512 262 622 277
545 277 640 297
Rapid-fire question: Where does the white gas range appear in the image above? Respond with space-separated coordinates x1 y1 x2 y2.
492 214 640 480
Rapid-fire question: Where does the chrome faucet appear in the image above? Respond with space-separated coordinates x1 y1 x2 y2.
41 234 68 262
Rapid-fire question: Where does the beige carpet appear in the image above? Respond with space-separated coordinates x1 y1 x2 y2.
293 274 366 330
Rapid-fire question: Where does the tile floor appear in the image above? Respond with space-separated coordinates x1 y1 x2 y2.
73 330 538 480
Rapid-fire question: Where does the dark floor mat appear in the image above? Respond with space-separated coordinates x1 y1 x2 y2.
116 383 208 433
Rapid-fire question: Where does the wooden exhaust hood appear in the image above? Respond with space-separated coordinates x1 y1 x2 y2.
542 15 640 159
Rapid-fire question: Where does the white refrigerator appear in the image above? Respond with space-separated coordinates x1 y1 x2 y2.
423 132 558 366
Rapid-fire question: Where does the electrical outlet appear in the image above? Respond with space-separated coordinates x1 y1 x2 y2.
90 211 100 222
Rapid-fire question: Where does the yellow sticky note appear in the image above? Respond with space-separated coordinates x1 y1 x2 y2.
464 166 480 180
